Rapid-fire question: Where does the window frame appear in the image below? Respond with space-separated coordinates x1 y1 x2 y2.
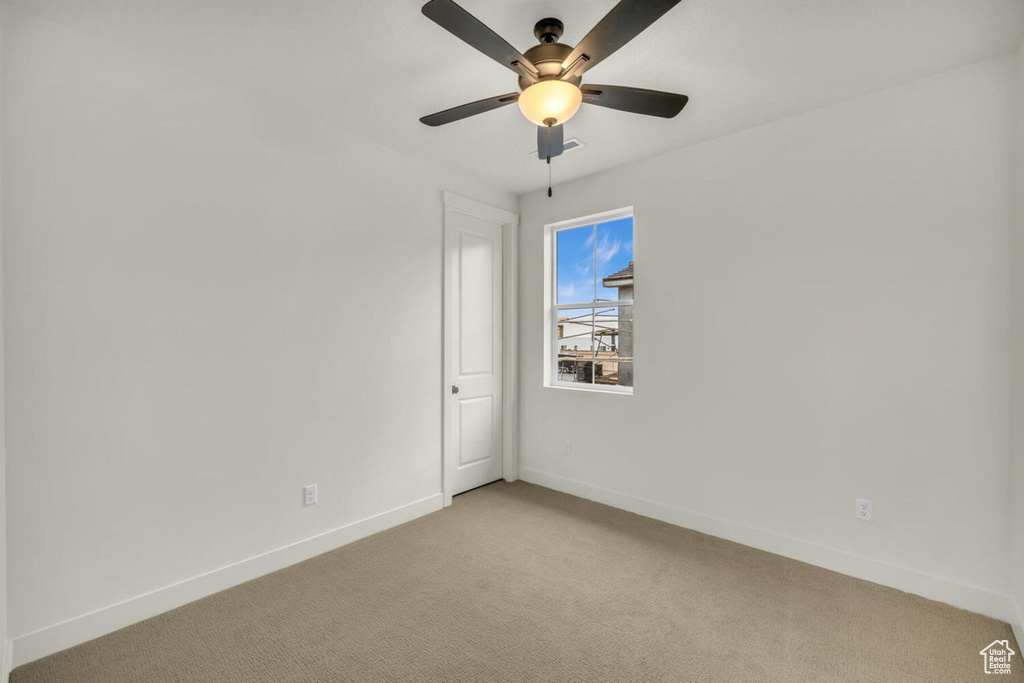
544 206 634 395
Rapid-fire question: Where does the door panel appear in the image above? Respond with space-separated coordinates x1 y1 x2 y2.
458 396 494 466
458 231 495 376
445 208 503 497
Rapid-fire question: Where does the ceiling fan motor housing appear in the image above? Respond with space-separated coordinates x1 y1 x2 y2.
518 25 581 92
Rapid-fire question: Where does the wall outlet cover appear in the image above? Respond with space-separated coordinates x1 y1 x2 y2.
304 484 318 507
562 441 572 456
855 498 873 521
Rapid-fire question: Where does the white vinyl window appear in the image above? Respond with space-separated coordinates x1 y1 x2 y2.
546 207 634 394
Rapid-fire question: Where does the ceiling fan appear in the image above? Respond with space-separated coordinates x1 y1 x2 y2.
419 0 689 172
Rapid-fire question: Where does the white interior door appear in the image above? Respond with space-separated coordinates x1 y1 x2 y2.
444 199 504 500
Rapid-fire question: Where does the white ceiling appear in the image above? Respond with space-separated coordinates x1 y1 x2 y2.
8 0 1024 195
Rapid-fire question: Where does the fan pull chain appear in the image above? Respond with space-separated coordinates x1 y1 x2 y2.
546 121 553 198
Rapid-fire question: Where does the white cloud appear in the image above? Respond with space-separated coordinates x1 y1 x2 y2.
558 278 594 303
580 230 595 251
596 234 621 265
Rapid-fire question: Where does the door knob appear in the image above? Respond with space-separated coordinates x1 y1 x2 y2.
452 385 460 394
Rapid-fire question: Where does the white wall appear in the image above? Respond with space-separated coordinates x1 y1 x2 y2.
0 7 8 680
1011 40 1024 647
1 6 513 664
518 55 1019 620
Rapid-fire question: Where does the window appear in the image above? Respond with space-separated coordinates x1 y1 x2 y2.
547 208 633 393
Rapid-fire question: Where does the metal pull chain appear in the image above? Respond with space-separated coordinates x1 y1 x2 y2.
546 120 554 198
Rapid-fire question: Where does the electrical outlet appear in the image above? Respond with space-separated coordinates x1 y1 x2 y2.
855 498 872 521
304 484 318 507
562 441 572 456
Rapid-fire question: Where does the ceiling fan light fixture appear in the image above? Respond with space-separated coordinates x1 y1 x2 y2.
517 79 582 126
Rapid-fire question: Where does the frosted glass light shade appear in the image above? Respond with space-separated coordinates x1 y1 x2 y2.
518 80 583 126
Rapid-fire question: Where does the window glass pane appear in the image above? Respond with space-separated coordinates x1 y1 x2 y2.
592 306 633 388
555 307 595 384
549 211 633 394
595 217 634 303
556 225 595 304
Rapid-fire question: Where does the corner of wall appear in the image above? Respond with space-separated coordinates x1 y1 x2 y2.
0 3 9 678
1011 38 1024 649
1013 598 1024 652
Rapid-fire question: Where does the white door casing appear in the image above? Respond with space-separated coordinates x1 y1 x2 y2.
443 192 518 506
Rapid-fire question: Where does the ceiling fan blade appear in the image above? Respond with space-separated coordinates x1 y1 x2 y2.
537 124 565 160
422 0 539 78
420 92 520 127
561 0 682 78
582 85 688 118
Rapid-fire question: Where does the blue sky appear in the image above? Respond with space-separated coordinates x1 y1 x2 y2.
557 217 633 304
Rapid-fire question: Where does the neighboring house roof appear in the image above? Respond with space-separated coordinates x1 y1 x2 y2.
602 261 633 287
980 640 1015 654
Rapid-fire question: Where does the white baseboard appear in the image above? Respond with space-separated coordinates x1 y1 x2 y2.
1011 597 1024 651
519 468 1013 623
11 493 443 669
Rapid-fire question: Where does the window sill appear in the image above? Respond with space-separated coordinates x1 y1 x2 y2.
544 381 633 396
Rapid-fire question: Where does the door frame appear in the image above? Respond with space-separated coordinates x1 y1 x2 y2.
442 191 519 507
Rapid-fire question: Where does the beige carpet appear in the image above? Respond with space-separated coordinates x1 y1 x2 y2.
12 481 1021 682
